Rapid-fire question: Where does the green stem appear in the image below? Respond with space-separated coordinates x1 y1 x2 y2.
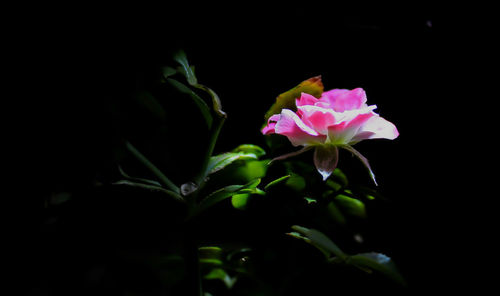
195 116 226 186
125 141 180 194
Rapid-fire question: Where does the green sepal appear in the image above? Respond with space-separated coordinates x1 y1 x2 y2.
264 76 324 122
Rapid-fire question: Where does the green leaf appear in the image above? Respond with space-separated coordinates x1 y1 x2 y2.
166 78 213 129
161 66 177 79
125 141 180 194
203 268 237 289
326 180 343 192
285 174 306 191
173 50 198 85
334 194 366 218
331 168 348 187
264 76 324 122
206 152 259 175
231 194 250 210
199 246 222 259
136 91 167 122
304 196 318 204
232 144 266 158
194 84 226 118
304 196 317 204
118 165 162 186
264 175 291 190
233 160 269 182
112 180 184 203
327 201 346 225
290 225 347 259
349 253 406 286
199 246 223 265
231 187 265 210
199 259 223 266
195 179 261 215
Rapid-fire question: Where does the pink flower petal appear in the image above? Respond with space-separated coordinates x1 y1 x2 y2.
297 105 336 135
321 88 367 112
261 114 281 135
262 122 276 135
327 112 375 144
313 145 339 181
350 116 399 143
296 92 320 107
275 109 326 146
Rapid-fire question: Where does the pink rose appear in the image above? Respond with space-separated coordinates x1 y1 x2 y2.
262 88 398 183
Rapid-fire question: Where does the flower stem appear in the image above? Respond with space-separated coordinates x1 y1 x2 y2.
125 141 181 194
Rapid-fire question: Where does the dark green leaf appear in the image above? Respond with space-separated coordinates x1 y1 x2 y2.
203 268 237 289
194 84 226 118
199 259 223 266
136 91 167 122
232 144 266 158
264 175 291 190
290 226 347 259
167 78 213 129
349 253 406 286
334 194 366 218
199 246 222 260
118 165 162 187
195 179 261 215
327 201 346 225
112 180 184 203
173 50 197 85
331 168 348 187
285 174 306 191
162 66 177 79
125 141 180 193
326 180 343 192
206 152 259 175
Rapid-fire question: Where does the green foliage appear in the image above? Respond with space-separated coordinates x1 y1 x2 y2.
264 175 291 190
173 50 198 85
348 253 407 286
232 144 266 158
193 178 261 217
203 268 237 289
285 174 306 191
289 225 347 259
289 226 405 286
231 194 251 210
334 194 366 218
166 78 213 129
206 152 259 176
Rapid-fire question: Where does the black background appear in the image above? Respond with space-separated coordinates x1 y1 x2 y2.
13 3 486 295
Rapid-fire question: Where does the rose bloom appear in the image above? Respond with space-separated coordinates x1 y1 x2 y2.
262 88 398 182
